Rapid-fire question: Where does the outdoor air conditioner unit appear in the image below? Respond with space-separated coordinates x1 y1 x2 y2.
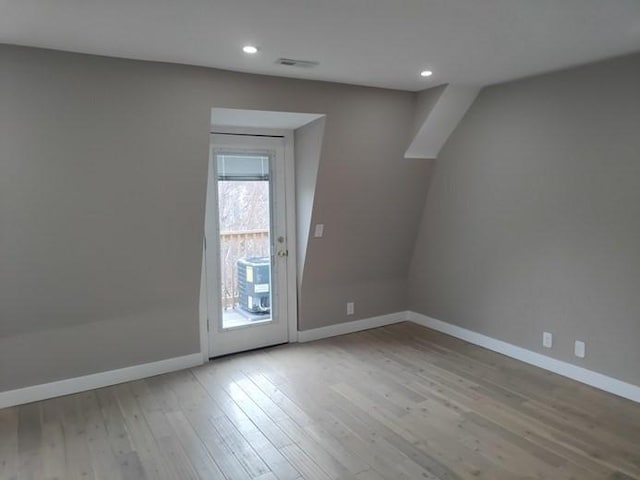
237 257 271 314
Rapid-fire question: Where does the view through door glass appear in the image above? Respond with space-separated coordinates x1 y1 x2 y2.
216 152 274 329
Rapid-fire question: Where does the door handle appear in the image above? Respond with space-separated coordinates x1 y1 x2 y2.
277 250 289 257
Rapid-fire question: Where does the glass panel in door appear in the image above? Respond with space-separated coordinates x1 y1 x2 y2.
216 152 274 329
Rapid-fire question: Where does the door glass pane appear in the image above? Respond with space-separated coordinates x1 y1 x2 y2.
216 153 273 329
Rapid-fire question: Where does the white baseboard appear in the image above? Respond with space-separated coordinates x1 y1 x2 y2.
408 312 640 404
0 353 203 409
298 311 408 343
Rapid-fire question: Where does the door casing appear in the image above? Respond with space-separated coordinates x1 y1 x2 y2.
200 128 298 361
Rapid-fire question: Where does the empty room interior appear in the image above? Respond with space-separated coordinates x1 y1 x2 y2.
1 1 640 479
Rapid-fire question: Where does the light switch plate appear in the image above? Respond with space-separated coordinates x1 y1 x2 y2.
574 340 586 358
346 302 354 315
543 332 552 349
314 224 324 238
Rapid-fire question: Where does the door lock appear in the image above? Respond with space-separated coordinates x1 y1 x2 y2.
277 250 289 257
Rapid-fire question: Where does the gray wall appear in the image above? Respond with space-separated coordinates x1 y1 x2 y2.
0 45 429 391
298 94 430 329
409 53 640 385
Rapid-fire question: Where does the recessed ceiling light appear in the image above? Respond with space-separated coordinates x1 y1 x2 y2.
420 70 433 78
243 45 259 54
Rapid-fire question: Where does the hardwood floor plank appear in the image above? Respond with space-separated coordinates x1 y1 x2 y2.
277 417 358 480
76 391 124 480
112 384 177 480
58 395 96 480
0 407 19 480
17 403 43 480
212 414 271 478
279 444 332 480
190 411 253 480
94 388 147 480
41 400 68 480
162 374 254 480
165 410 226 479
298 421 370 476
195 367 294 449
241 427 301 480
247 372 325 425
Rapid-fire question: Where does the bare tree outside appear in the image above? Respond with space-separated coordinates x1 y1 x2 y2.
217 180 271 310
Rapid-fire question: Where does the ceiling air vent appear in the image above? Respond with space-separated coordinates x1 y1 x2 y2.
275 58 319 68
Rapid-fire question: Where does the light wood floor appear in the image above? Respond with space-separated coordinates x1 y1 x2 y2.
1 322 639 480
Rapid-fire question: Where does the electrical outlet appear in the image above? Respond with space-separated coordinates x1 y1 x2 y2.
543 332 553 349
314 224 324 238
574 340 586 358
346 302 354 315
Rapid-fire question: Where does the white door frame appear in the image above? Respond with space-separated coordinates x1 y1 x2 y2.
200 128 298 361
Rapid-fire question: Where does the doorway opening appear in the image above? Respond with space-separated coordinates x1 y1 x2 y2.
205 133 292 358
200 108 325 360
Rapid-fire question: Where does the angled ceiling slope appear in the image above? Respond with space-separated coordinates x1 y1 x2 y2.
405 85 481 159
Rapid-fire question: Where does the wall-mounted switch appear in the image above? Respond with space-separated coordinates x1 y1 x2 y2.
574 340 586 358
346 302 354 315
543 332 553 349
314 224 324 238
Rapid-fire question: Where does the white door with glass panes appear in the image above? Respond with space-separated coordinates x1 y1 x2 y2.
205 133 292 357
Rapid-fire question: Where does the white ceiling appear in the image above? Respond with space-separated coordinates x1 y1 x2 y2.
2 0 640 91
